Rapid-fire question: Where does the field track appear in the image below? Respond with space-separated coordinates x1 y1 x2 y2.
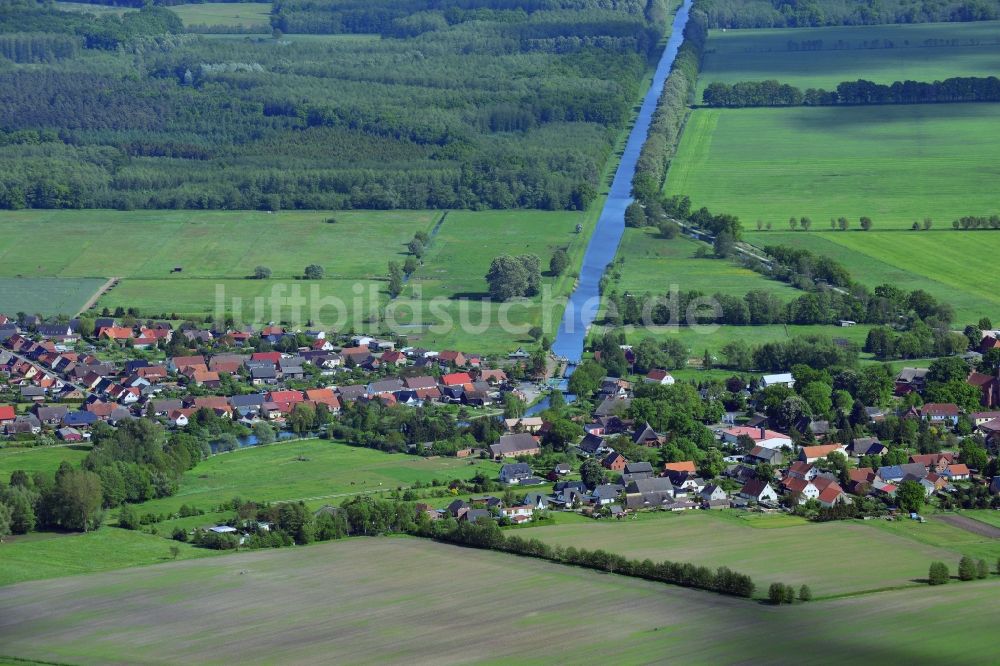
75 277 119 317
934 514 1000 539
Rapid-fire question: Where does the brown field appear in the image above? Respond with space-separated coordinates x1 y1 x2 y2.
0 537 997 665
933 514 1000 539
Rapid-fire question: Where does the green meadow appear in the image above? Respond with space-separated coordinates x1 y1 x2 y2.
698 20 1000 95
527 510 979 599
0 277 105 318
1 537 997 664
134 438 499 517
0 529 217 587
170 2 272 30
0 444 91 481
744 231 1000 324
665 104 1000 229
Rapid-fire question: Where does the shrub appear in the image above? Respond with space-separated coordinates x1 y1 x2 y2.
928 561 949 585
798 584 812 602
958 555 976 581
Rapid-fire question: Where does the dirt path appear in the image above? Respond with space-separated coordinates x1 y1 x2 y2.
934 513 1000 538
76 276 120 317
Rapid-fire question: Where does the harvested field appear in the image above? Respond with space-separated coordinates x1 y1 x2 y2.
934 514 1000 539
0 538 997 664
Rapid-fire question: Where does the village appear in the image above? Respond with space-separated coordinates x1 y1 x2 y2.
2 311 999 535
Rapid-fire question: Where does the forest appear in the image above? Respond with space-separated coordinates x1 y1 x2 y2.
0 0 674 211
702 76 1000 107
699 0 1000 29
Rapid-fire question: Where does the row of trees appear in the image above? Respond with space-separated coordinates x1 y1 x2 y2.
702 76 1000 107
631 9 708 205
701 0 1000 29
0 465 104 536
433 516 758 598
928 556 993 585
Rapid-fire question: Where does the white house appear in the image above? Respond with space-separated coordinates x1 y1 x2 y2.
644 369 675 385
738 478 778 504
721 426 792 451
500 505 534 521
760 373 794 388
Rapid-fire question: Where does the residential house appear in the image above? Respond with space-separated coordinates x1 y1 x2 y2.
942 464 971 481
782 477 820 504
895 367 929 396
489 433 541 459
644 369 675 385
721 426 792 451
798 444 847 464
440 372 472 387
503 416 544 434
632 422 664 447
920 403 960 425
578 432 608 456
738 478 778 504
849 437 887 457
601 451 627 472
747 445 784 466
499 463 533 485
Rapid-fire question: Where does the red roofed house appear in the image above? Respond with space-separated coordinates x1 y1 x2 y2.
663 461 696 474
920 403 960 425
99 327 134 342
380 350 406 366
943 463 971 481
644 369 675 385
267 390 305 405
967 371 1000 408
251 351 283 365
798 444 847 464
721 426 792 451
438 351 466 367
441 372 473 387
817 483 849 507
170 355 206 373
781 476 819 503
305 388 341 412
910 452 955 473
0 405 15 424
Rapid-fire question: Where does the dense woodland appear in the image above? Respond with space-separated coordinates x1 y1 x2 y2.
700 0 1000 28
703 76 1000 107
0 0 674 210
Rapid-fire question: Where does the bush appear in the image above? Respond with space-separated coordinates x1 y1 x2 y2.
768 582 786 604
117 504 140 530
976 559 989 579
798 584 812 602
171 527 188 542
928 561 949 585
958 555 976 581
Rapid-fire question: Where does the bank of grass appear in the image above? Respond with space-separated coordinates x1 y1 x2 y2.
134 438 500 518
697 20 1000 95
0 529 218 587
0 444 91 481
526 510 962 598
170 2 272 29
665 104 1000 230
869 515 1000 563
742 231 1000 324
1 537 998 664
0 277 106 318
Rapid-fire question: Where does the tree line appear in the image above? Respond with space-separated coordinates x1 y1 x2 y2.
431 516 758 598
702 76 1000 107
700 0 1000 29
631 7 708 206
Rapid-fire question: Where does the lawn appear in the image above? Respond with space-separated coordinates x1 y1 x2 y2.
0 444 91 481
133 439 500 517
0 537 997 664
526 511 963 598
742 230 1000 324
170 2 272 30
698 20 1000 95
664 104 1000 230
0 529 218 587
0 277 106 318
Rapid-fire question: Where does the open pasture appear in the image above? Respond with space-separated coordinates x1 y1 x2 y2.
134 439 499 517
699 20 1000 94
170 2 272 30
0 444 91 481
0 528 216 588
0 537 997 664
0 277 105 318
665 104 1000 230
527 511 961 598
743 230 1000 324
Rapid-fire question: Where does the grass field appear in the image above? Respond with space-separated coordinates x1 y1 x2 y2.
0 529 218 588
170 2 271 29
0 444 91 481
698 21 1000 95
963 510 1000 529
743 231 1000 324
1 537 997 664
665 104 1000 230
54 1 130 16
0 277 106 317
527 511 966 598
134 439 499 517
